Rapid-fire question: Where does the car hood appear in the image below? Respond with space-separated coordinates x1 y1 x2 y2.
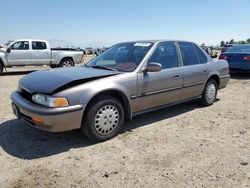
19 67 119 94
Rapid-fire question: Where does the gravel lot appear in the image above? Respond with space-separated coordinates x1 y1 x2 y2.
0 65 250 187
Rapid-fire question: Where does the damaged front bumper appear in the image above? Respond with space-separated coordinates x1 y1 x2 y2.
11 91 85 132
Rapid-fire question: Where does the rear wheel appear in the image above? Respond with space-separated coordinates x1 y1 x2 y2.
82 96 124 142
59 58 74 67
201 79 218 106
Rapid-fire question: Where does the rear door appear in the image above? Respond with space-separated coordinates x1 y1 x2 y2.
136 42 182 112
31 41 51 65
178 42 209 100
7 41 31 65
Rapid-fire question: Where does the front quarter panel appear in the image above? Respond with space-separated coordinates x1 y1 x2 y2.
54 72 138 116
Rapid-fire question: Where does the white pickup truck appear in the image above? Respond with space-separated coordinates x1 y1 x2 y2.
0 39 84 74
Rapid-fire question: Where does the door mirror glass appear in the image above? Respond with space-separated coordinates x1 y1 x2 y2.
144 62 162 72
7 48 11 53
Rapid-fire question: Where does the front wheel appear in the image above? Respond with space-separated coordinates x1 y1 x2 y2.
0 63 3 75
201 79 218 106
82 96 124 142
59 58 74 67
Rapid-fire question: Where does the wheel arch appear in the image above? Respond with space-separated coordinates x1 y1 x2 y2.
60 57 74 65
0 58 5 66
83 89 132 122
207 74 220 87
0 58 5 73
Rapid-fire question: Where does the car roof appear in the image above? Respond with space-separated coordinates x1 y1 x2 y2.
15 39 48 42
119 39 195 44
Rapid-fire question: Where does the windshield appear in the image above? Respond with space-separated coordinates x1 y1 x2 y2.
86 42 153 72
227 45 250 53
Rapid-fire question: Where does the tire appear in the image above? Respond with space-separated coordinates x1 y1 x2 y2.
82 96 124 142
50 64 57 68
0 63 3 75
200 79 218 106
59 58 74 67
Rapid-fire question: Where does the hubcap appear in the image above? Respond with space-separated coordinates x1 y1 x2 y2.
206 83 216 104
94 105 119 135
62 60 72 67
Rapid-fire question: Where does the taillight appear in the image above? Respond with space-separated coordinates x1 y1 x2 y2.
219 54 227 60
243 56 250 61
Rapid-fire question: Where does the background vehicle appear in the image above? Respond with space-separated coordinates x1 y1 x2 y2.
84 47 95 55
0 39 84 74
201 45 218 58
219 44 250 72
11 40 229 142
221 44 235 53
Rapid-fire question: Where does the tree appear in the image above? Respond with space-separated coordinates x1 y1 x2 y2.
220 41 225 47
247 38 250 44
238 41 246 44
229 39 235 44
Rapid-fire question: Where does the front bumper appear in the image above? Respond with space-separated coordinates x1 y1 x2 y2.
11 91 85 132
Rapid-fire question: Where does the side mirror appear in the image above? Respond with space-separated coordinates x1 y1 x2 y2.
7 48 11 53
144 62 162 72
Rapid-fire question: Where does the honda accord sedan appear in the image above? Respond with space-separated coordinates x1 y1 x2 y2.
11 40 230 142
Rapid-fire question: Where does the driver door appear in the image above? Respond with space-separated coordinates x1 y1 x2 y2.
136 42 182 112
7 41 32 66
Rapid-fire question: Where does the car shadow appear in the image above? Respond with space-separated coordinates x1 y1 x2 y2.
0 101 205 160
230 72 250 80
0 70 35 76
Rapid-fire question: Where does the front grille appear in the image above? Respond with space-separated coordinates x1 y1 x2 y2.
19 88 33 101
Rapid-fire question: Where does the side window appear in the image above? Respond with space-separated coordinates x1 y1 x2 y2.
148 42 179 69
194 45 208 64
179 42 199 66
11 41 29 50
32 41 47 50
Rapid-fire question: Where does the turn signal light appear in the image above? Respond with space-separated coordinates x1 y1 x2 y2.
219 54 227 60
32 117 44 124
53 98 69 107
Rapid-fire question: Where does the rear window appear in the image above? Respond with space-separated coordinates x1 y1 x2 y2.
179 42 199 66
32 41 47 50
194 45 208 64
226 45 250 53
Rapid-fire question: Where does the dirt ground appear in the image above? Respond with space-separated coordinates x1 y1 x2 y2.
0 65 250 187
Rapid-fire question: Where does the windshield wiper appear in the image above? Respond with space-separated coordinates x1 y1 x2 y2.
90 65 117 71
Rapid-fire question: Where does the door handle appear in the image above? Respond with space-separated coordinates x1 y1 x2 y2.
202 70 208 73
173 74 181 79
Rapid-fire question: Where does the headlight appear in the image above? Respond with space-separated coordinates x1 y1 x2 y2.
32 94 69 107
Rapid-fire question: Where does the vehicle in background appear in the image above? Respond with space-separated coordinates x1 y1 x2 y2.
11 40 230 142
219 44 250 72
0 39 84 74
221 44 235 53
201 45 218 58
84 47 95 55
94 47 108 56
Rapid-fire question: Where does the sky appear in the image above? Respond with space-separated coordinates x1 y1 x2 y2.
0 0 250 47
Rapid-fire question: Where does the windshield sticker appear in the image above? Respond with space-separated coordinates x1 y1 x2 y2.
134 43 151 47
